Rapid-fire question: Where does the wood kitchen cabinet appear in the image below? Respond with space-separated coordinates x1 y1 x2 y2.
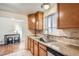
30 39 34 55
58 3 79 28
39 43 47 56
34 40 39 56
35 11 44 30
28 14 36 30
27 37 47 56
28 11 44 34
27 37 31 50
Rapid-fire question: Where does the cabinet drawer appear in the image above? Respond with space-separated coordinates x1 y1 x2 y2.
39 43 47 51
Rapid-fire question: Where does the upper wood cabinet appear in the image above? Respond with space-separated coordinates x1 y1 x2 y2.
28 14 36 30
28 11 44 31
35 11 44 30
58 3 79 28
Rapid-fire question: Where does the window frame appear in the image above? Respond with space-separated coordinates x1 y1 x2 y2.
44 13 57 34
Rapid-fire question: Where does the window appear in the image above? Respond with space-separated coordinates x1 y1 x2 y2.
43 13 57 34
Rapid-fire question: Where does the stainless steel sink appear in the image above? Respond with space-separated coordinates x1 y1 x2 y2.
32 35 57 43
38 37 57 43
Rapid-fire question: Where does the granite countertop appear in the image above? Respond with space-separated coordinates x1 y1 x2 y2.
29 35 79 56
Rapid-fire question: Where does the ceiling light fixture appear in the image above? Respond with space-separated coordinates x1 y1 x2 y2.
41 3 51 10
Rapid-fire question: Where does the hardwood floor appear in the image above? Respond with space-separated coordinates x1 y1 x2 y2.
0 43 19 56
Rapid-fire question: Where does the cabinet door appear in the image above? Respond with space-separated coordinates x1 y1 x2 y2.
28 14 36 30
30 39 34 55
27 37 31 50
39 47 47 56
58 3 79 28
34 41 39 56
38 13 43 30
39 44 47 56
35 12 44 30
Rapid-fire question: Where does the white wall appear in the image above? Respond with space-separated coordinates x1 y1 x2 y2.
0 17 16 44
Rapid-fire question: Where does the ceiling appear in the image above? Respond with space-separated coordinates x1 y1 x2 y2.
0 3 55 15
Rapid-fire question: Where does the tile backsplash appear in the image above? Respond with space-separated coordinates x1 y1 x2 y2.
59 29 79 38
41 29 79 42
38 29 79 39
52 29 79 38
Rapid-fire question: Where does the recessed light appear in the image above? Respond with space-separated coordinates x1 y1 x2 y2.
41 3 51 10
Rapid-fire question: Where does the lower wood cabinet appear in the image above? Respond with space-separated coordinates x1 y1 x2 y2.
39 44 47 56
30 39 34 55
39 47 47 56
34 40 39 56
27 37 31 50
27 37 48 56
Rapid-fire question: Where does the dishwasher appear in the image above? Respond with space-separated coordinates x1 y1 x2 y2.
47 47 65 56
